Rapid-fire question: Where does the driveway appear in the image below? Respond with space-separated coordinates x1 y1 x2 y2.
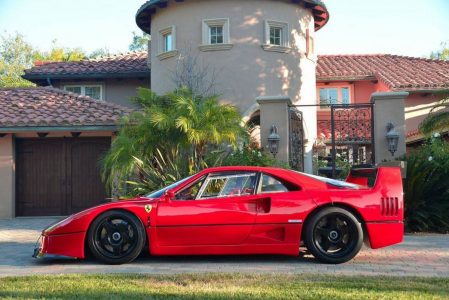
1 217 448 277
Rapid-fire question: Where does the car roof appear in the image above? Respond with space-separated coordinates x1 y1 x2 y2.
200 166 328 190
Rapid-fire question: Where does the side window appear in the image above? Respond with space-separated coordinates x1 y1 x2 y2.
174 177 205 201
198 173 257 199
260 174 289 193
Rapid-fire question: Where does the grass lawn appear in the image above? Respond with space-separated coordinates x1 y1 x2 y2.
0 273 448 299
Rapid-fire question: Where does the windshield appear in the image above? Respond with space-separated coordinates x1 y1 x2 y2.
145 175 194 198
294 171 360 189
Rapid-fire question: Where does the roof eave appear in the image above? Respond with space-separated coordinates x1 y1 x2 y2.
22 71 151 82
135 0 329 34
0 125 119 133
317 75 378 82
393 87 449 93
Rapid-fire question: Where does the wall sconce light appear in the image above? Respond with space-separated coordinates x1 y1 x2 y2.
267 125 280 158
386 122 399 156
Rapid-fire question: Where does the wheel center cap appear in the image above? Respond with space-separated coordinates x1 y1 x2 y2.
112 232 121 241
329 230 339 240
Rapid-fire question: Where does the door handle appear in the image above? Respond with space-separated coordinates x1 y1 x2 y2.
256 197 271 213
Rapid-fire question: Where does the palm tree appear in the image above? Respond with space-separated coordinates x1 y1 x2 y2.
149 87 246 168
419 97 449 135
101 87 248 195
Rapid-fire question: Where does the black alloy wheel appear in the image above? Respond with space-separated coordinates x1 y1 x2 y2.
304 207 363 264
88 210 146 264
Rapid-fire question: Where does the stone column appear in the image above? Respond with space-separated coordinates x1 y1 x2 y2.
256 96 292 164
371 92 408 163
0 135 15 219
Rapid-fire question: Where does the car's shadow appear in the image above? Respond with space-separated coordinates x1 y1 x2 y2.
34 251 318 266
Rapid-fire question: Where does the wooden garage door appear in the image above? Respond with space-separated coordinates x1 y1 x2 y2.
16 138 111 216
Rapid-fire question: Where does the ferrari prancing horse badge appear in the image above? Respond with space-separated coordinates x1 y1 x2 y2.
144 204 152 213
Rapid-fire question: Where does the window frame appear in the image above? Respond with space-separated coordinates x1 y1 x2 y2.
306 28 315 57
256 172 301 194
200 18 233 52
195 172 259 200
262 20 290 53
174 175 207 201
63 84 103 101
316 84 354 110
157 25 177 60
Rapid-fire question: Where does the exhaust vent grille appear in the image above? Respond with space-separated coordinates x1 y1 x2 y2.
381 197 399 216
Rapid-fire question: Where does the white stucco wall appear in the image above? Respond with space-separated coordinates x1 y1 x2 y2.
150 0 318 172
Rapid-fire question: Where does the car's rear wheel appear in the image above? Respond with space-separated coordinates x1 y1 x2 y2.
87 210 146 264
304 207 363 264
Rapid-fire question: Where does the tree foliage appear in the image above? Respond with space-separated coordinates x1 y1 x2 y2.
88 47 111 59
0 33 93 88
33 39 87 62
129 31 150 52
101 87 248 196
0 32 35 88
403 136 449 232
419 97 449 136
430 41 449 60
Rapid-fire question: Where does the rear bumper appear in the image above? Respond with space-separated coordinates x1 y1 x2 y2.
366 221 403 249
32 232 86 259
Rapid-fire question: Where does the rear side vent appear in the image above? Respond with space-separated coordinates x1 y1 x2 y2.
381 197 399 216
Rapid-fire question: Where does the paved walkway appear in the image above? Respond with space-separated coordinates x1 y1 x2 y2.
1 217 448 277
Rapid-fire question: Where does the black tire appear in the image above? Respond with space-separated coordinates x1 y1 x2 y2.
87 210 146 264
304 207 363 264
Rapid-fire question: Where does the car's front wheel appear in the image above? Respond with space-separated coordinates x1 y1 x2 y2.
87 210 146 264
304 207 363 264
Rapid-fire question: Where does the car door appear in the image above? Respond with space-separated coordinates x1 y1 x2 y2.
155 171 270 246
247 172 316 245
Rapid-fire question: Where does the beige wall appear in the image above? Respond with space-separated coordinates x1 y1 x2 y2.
150 0 318 172
257 96 291 163
371 92 408 163
0 135 14 219
405 92 449 142
53 78 150 108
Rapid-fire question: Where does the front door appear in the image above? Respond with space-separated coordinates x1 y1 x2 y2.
156 172 264 246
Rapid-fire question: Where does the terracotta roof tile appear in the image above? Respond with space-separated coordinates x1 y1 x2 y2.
24 52 449 92
0 87 131 129
23 51 149 80
317 54 449 91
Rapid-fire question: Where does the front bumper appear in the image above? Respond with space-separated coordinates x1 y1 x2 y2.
32 232 86 259
32 235 44 258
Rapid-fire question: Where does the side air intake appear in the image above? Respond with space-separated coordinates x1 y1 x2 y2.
381 197 399 216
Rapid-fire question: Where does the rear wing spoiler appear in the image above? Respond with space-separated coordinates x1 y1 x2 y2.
346 166 403 191
346 167 377 187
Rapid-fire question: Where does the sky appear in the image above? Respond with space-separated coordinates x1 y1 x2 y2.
0 0 448 57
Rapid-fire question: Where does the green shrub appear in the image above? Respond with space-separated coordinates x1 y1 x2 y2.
404 134 449 232
220 145 282 167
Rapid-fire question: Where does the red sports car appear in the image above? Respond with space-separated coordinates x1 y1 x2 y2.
33 166 403 264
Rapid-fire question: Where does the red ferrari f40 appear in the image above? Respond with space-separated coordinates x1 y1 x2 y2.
34 166 403 264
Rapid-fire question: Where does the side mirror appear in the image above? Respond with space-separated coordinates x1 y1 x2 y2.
163 190 175 202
